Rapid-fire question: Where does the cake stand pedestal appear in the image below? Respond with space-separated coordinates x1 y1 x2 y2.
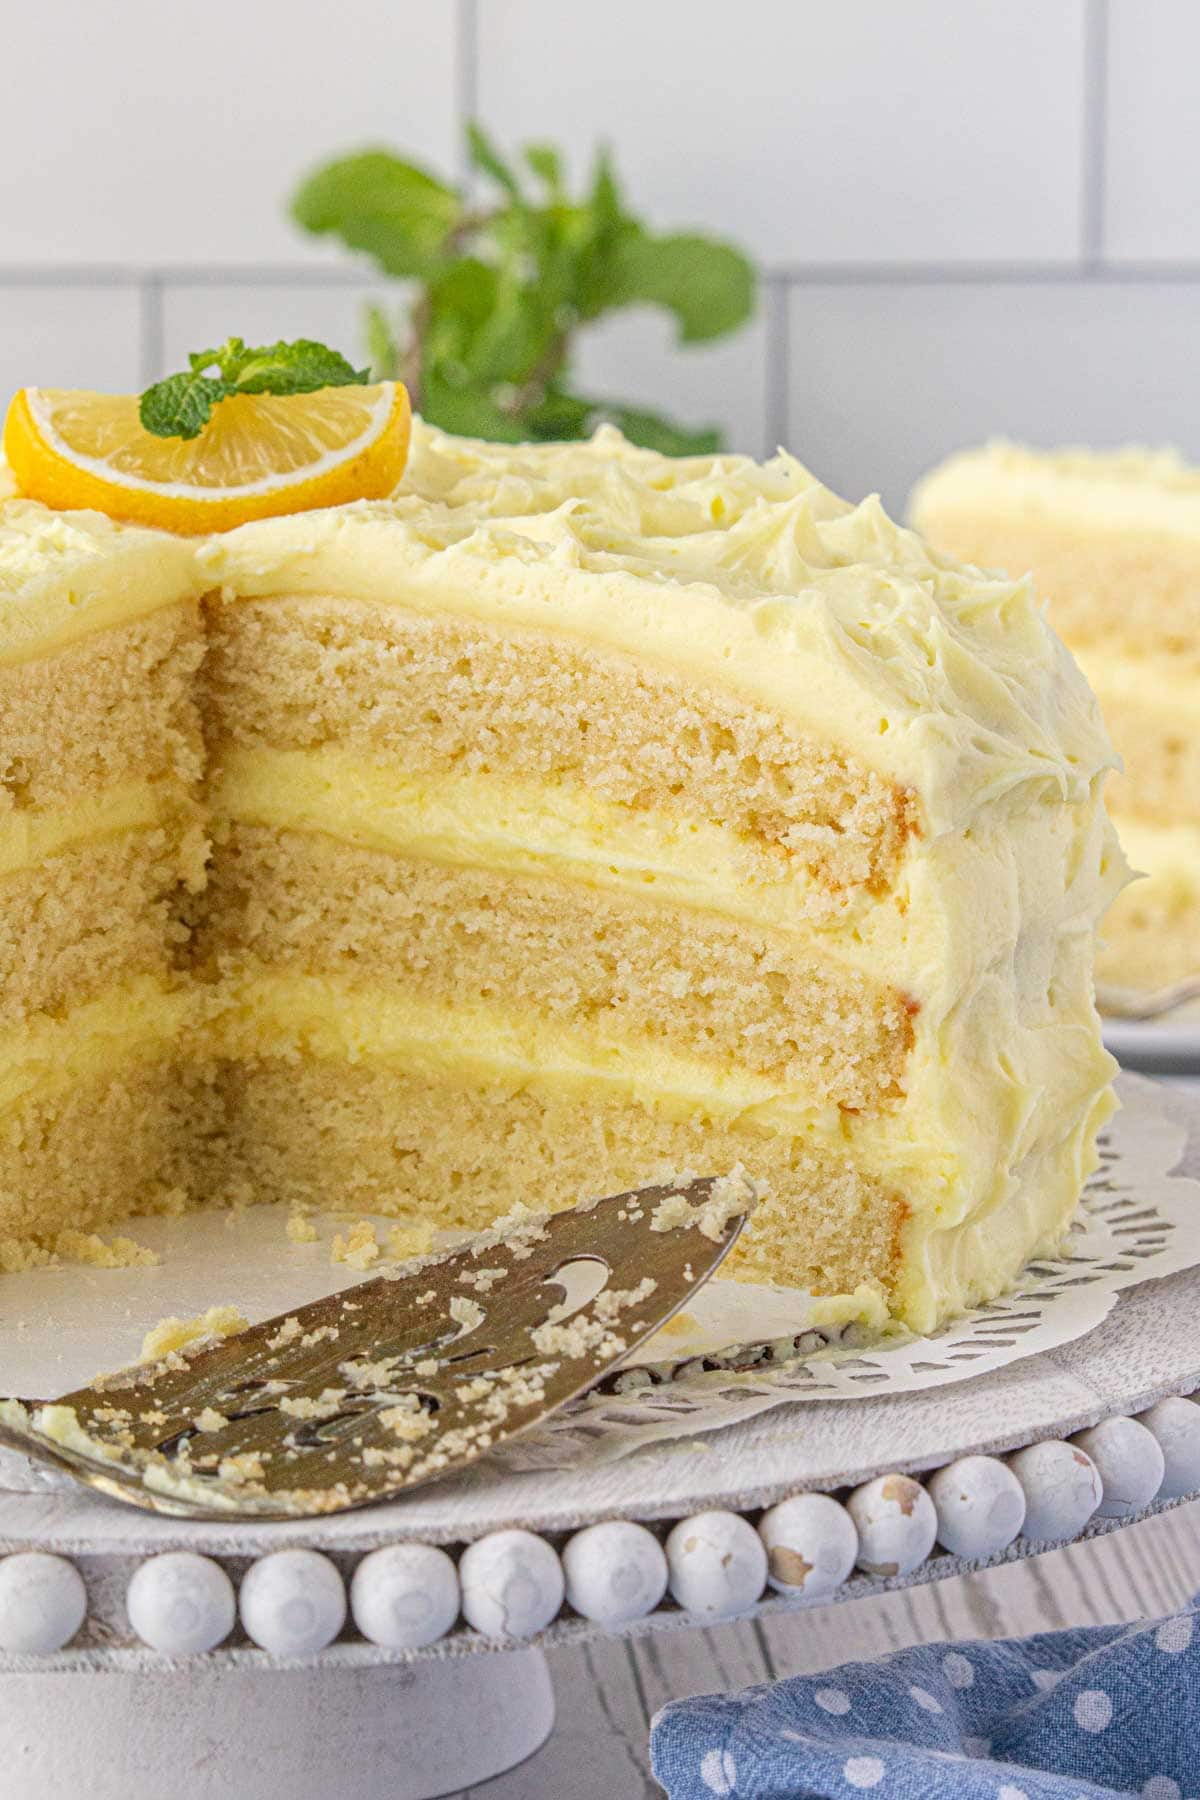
4 1244 1200 1799
0 1651 555 1800
1 1078 1197 1798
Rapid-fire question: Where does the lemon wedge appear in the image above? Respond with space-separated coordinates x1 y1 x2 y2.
3 381 412 534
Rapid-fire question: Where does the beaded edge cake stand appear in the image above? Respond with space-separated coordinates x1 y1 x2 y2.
1 1081 1199 1800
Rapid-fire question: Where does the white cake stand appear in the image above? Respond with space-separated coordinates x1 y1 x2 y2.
2 1084 1199 1800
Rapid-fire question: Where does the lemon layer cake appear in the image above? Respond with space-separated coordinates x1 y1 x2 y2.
912 443 1200 996
0 423 1122 1330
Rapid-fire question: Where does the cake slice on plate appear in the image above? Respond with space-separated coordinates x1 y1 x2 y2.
912 442 1200 999
0 377 1124 1331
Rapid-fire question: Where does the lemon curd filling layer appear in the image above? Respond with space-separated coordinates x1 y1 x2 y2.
0 976 197 1114
0 780 182 876
0 419 1121 1329
212 745 890 948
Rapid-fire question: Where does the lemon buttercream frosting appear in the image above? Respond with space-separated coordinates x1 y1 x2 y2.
912 440 1199 996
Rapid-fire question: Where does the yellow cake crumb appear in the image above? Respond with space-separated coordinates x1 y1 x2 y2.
0 1230 160 1274
139 1304 249 1365
331 1218 381 1270
57 1230 160 1269
286 1206 318 1245
655 1309 699 1338
378 1397 435 1442
448 1294 485 1332
386 1219 435 1261
266 1315 302 1350
279 1387 346 1421
218 1449 265 1484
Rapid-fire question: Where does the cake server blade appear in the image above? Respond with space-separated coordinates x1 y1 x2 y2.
0 1172 752 1520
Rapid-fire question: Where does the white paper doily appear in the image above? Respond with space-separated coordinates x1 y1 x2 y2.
497 1073 1200 1468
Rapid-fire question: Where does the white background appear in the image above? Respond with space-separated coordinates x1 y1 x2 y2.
1 0 1195 512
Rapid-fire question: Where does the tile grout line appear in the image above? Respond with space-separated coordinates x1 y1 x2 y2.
1081 0 1110 270
138 273 164 386
763 273 790 456
0 266 370 289
455 0 479 186
8 262 1200 292
770 261 1200 286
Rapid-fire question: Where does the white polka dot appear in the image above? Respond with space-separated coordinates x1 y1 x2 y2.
699 1748 737 1795
843 1757 885 1789
909 1684 943 1714
1073 1689 1113 1733
814 1686 851 1715
998 1787 1028 1800
1142 1778 1181 1800
942 1651 974 1688
1155 1614 1194 1655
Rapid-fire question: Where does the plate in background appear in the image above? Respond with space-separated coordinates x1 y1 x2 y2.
1104 1016 1200 1075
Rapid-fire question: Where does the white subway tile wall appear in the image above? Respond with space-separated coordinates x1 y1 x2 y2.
477 0 1088 266
1 0 1196 509
787 280 1200 516
0 289 144 400
1104 0 1200 263
1 1 458 266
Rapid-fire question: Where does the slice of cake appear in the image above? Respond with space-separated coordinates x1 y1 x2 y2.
1 409 1123 1332
0 503 209 1259
911 444 1200 997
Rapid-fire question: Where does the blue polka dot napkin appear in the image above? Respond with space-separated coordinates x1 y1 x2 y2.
650 1596 1200 1798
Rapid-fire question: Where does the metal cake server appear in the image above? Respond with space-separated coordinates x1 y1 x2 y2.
0 1173 751 1520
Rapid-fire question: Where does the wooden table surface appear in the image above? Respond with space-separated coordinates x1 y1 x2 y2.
448 1500 1200 1798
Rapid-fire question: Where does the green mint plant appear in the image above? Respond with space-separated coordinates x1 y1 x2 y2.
290 124 755 453
140 337 369 439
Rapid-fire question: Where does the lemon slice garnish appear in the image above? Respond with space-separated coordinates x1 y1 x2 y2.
3 381 412 533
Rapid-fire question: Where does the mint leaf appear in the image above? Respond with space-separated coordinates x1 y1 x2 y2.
420 371 527 442
364 303 401 380
523 386 596 440
612 232 755 343
291 150 461 277
188 343 234 377
466 122 522 200
139 370 228 440
287 127 757 450
593 402 722 456
588 147 624 236
227 339 368 395
524 143 564 195
139 336 370 439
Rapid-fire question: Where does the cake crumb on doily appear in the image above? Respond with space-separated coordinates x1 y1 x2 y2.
0 1230 160 1274
286 1206 318 1245
331 1219 381 1270
139 1304 249 1365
